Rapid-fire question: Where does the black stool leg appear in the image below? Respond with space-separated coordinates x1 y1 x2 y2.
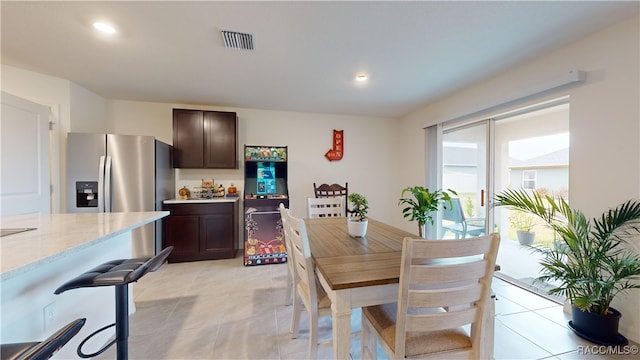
115 284 129 360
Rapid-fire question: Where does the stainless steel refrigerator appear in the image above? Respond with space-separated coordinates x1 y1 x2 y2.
66 133 174 257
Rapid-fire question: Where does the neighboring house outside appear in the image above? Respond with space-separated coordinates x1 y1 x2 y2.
509 148 569 198
442 144 568 218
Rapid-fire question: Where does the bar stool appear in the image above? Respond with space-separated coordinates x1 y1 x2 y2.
54 246 173 360
1 318 86 360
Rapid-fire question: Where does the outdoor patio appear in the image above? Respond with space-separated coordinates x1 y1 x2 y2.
495 237 566 303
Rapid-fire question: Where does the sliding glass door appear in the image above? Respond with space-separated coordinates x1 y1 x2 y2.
492 102 569 297
435 99 570 298
440 121 490 239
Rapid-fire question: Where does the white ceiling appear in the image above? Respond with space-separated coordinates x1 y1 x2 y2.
2 1 638 118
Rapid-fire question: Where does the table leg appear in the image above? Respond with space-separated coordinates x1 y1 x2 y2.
331 289 353 360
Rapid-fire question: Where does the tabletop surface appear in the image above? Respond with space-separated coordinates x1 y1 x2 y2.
304 217 416 290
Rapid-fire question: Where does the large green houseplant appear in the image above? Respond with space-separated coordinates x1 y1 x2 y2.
494 188 640 344
398 186 456 238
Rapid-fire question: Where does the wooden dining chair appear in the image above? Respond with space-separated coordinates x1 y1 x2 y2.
313 182 352 215
285 209 332 360
279 203 295 307
307 197 345 218
361 234 500 360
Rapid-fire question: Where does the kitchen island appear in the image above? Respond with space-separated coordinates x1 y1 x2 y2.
0 211 168 359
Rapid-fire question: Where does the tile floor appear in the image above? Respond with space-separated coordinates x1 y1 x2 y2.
92 255 637 359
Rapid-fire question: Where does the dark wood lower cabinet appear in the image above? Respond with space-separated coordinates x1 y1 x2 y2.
163 201 238 262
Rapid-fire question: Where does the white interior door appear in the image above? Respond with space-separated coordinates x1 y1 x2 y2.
1 92 50 216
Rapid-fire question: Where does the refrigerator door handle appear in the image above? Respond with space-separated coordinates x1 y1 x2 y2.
98 155 106 212
105 155 113 212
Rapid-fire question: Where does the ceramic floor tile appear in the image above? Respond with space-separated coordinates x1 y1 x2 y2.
150 325 218 359
535 305 572 327
494 317 554 359
493 282 560 310
499 311 593 355
109 255 627 359
128 297 182 336
495 293 530 315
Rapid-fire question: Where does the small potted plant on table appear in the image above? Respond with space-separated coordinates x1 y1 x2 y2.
347 193 368 237
494 188 640 346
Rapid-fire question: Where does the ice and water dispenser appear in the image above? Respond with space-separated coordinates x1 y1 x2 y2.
76 181 98 208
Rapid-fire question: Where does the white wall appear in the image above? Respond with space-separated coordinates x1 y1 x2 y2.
398 15 640 342
105 99 172 143
70 82 107 133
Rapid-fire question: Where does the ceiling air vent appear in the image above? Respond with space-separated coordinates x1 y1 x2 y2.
221 30 254 50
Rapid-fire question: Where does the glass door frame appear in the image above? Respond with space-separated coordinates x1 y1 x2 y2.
437 119 495 239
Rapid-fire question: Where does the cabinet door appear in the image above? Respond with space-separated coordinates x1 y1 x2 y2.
173 109 203 168
163 214 200 261
201 213 235 257
203 111 237 168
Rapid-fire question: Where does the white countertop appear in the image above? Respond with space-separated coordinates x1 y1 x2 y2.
163 197 240 204
0 211 169 280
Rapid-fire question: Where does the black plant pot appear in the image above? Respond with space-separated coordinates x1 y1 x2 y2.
569 306 628 346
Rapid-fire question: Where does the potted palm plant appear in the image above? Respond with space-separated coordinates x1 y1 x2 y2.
509 210 537 246
347 192 368 237
494 188 640 345
398 186 456 238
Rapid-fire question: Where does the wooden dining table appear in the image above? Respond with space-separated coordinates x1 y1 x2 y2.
304 217 496 360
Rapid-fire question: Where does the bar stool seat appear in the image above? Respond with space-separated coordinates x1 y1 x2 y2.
1 318 86 360
54 246 173 360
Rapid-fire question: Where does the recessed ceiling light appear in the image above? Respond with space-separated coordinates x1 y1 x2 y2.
93 22 117 34
355 74 368 82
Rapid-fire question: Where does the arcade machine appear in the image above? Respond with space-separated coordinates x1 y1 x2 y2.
243 145 289 266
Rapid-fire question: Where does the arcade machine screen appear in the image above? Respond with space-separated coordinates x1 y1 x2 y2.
256 162 276 195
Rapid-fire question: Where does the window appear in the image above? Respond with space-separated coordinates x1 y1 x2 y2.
522 170 537 189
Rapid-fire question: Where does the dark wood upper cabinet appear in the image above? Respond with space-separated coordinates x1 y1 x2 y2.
172 109 237 168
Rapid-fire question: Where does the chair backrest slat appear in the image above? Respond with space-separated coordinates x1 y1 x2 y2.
410 236 493 258
405 307 478 332
409 260 487 284
307 197 345 218
408 283 482 308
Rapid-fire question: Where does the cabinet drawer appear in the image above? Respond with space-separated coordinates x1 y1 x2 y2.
163 202 233 215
